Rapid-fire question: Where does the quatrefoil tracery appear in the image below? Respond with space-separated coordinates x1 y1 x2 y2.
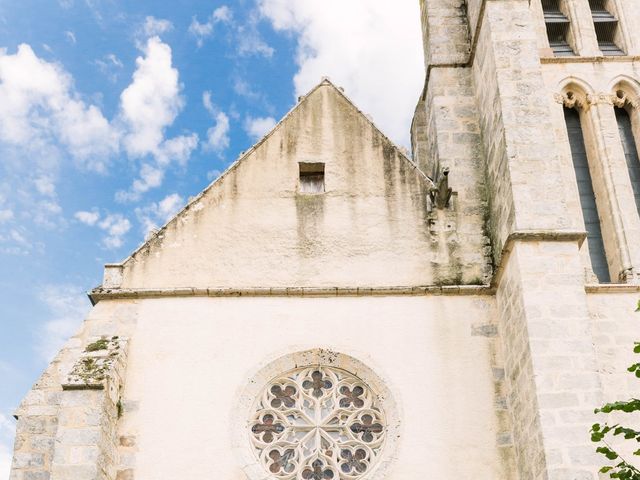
249 366 386 480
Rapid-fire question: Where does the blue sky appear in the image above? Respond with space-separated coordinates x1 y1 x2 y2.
0 0 423 474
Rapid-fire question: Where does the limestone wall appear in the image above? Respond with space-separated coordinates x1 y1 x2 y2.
539 60 640 282
418 0 470 68
587 291 640 403
10 300 139 480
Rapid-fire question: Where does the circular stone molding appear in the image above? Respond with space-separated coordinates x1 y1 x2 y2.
232 349 400 480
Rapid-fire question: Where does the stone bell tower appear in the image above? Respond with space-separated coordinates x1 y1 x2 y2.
411 0 640 478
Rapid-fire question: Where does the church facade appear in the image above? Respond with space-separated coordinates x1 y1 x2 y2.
9 0 640 479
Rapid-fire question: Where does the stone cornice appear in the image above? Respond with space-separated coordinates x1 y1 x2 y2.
585 284 640 293
491 229 587 289
88 284 493 303
541 55 640 64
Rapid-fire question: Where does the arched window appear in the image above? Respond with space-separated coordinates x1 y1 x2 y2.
614 106 640 215
563 106 611 282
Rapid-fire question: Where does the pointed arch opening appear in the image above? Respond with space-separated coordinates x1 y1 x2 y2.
559 84 610 282
612 87 640 221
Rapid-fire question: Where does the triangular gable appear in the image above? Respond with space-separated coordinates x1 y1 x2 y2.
98 78 436 291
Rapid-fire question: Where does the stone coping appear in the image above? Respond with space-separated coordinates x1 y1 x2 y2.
585 284 640 293
88 284 493 303
540 55 640 64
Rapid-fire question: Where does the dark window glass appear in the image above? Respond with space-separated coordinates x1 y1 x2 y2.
589 0 624 55
564 107 610 282
616 108 640 216
542 0 574 56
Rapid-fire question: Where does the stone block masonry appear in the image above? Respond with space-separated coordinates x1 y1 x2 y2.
10 336 128 480
51 337 127 480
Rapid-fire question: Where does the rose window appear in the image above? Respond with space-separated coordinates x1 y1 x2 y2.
249 366 386 479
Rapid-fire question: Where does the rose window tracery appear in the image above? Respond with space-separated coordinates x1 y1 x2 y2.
249 366 386 479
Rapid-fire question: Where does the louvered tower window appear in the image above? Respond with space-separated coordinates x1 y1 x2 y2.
542 0 574 56
564 107 611 282
589 0 624 55
615 107 640 215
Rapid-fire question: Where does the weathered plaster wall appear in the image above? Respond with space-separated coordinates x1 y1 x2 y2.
115 295 512 480
115 82 490 289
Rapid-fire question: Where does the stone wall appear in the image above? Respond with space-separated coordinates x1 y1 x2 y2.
419 66 492 284
10 301 137 480
418 0 470 68
497 239 605 480
472 0 579 261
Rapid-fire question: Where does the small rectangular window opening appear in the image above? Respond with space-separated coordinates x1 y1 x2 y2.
542 0 574 56
589 0 624 55
299 162 325 194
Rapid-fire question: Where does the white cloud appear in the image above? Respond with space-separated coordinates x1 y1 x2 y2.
258 0 424 146
74 210 131 247
120 37 184 158
188 6 233 47
33 200 63 228
117 37 198 201
205 112 230 153
36 284 90 361
34 175 55 197
0 44 118 171
213 6 233 22
141 16 173 37
135 193 184 235
98 213 130 248
202 91 230 154
0 209 12 223
0 412 15 480
155 134 199 168
0 227 35 255
74 210 99 226
207 169 222 181
94 53 123 83
236 21 274 57
244 116 276 140
233 77 260 100
64 30 76 44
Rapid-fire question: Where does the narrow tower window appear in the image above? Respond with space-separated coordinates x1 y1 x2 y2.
615 107 640 215
589 0 624 55
564 107 611 282
542 0 574 56
298 162 325 194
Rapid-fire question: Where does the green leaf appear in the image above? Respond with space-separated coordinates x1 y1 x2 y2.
633 343 640 354
601 466 613 473
597 446 620 460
